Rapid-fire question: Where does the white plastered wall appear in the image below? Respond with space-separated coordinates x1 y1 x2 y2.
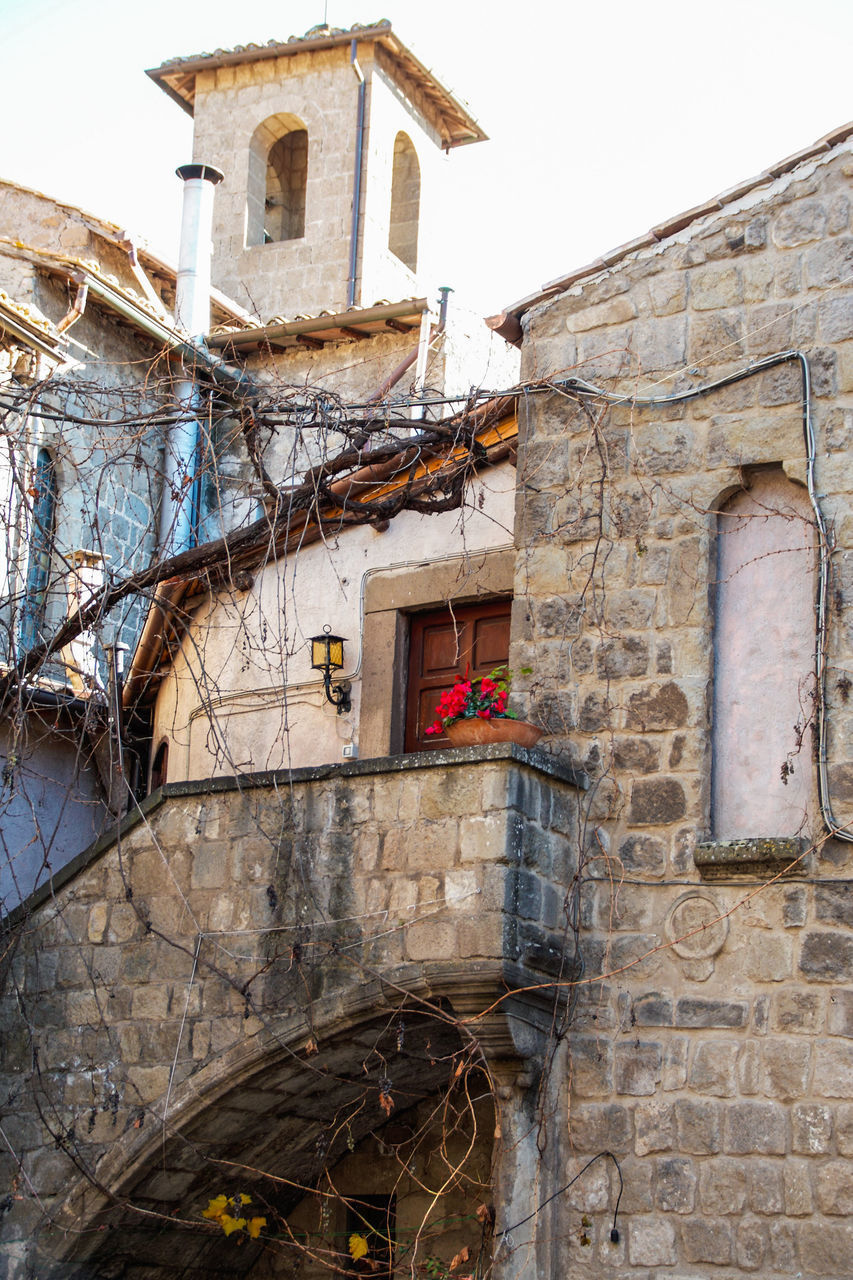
153 461 516 781
357 61 443 308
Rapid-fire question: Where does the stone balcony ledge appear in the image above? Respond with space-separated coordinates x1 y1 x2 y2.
3 743 588 929
2 748 590 1280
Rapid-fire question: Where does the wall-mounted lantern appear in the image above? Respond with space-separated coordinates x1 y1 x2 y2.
310 625 352 715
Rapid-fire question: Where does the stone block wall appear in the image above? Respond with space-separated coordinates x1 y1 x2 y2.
508 142 853 1275
194 44 360 317
193 39 447 320
0 745 585 1277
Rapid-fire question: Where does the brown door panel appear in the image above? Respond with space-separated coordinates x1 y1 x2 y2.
420 622 465 676
404 599 512 753
471 615 512 669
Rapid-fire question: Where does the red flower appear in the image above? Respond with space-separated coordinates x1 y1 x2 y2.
427 665 517 734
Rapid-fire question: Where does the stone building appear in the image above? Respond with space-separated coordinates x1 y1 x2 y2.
0 179 250 911
2 21 853 1280
492 121 853 1275
147 21 486 319
0 21 525 1278
0 22 516 914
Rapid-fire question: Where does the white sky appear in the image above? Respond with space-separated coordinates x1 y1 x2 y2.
1 0 851 314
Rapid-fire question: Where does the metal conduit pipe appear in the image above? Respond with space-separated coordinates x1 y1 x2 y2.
347 38 366 309
551 351 851 844
366 286 452 406
160 164 224 556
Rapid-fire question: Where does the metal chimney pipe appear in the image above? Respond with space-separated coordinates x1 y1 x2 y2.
174 163 224 337
160 163 224 554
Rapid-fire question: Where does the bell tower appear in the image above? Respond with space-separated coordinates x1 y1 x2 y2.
147 22 486 320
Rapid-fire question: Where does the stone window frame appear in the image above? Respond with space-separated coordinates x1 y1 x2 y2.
358 549 515 760
19 445 58 653
695 463 816 879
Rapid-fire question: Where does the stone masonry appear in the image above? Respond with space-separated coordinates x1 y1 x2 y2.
0 744 586 1277
508 139 853 1274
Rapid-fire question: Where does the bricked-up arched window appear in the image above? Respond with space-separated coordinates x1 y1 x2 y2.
247 114 308 247
20 447 57 652
712 467 816 839
388 132 420 272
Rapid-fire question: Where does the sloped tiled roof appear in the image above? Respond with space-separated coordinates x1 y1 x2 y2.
0 177 251 328
489 120 853 343
147 21 486 150
0 288 64 360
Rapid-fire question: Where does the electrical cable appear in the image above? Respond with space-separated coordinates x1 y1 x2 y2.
497 1149 623 1245
548 350 852 844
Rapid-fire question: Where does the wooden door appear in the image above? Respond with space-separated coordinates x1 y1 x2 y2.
404 599 512 753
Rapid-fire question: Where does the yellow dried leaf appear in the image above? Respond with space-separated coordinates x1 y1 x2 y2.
221 1214 246 1236
349 1233 369 1261
238 1193 252 1205
203 1194 228 1221
247 1216 267 1239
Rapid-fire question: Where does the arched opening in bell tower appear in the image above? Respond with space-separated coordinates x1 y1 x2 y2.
388 132 420 272
247 113 309 247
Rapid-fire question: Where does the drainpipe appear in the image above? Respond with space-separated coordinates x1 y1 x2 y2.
117 231 171 319
56 275 88 335
159 163 224 555
411 287 451 421
366 287 452 407
347 38 366 309
437 284 453 331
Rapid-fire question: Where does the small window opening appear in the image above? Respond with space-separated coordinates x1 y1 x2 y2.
344 1194 395 1278
20 447 57 653
388 132 420 272
265 129 308 242
247 114 308 247
150 740 169 793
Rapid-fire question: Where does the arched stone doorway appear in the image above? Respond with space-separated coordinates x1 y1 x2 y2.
39 1001 496 1278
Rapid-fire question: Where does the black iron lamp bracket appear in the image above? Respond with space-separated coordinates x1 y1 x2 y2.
323 673 351 715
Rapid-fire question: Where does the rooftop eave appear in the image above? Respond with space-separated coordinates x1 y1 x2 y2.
0 298 65 361
496 118 853 331
207 297 432 352
146 24 486 150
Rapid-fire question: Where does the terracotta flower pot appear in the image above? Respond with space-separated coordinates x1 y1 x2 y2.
445 717 543 749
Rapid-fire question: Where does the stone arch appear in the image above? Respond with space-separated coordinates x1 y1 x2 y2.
41 994 491 1278
388 132 420 272
247 114 308 247
711 465 817 838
